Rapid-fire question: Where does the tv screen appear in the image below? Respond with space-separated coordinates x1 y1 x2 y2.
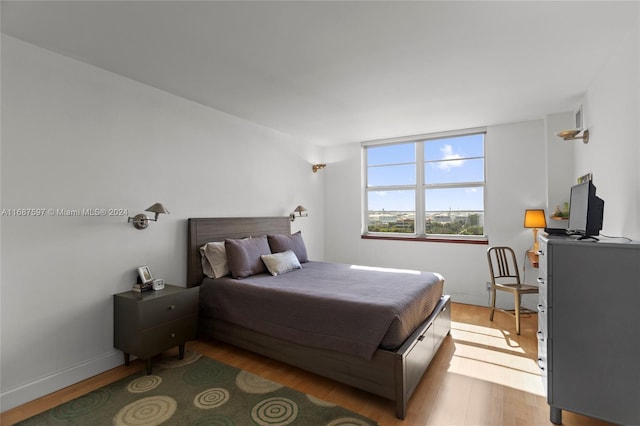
567 181 604 239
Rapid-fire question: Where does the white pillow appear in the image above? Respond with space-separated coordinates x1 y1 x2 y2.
200 241 229 278
260 250 302 276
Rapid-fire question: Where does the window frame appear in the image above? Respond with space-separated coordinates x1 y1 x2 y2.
362 128 487 243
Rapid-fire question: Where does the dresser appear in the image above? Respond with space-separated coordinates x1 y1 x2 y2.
537 235 640 425
114 284 199 374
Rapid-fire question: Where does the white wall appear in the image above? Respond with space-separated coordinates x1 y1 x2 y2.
579 12 639 240
544 111 575 226
324 120 547 307
0 35 325 410
323 7 640 309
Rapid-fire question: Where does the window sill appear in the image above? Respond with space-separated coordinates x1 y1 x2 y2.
361 234 488 245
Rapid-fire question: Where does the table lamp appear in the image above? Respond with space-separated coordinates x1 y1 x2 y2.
524 209 547 253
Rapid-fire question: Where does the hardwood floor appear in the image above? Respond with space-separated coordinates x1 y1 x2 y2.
1 303 615 425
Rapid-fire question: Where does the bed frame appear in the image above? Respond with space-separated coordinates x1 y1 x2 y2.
187 217 451 419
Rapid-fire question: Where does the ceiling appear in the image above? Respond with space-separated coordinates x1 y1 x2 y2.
2 1 638 146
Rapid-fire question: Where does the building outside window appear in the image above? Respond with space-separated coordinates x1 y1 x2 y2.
363 129 485 240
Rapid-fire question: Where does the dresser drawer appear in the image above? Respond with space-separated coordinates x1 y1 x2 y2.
537 334 547 367
538 342 548 396
537 275 548 307
138 289 198 330
537 239 548 306
537 302 547 335
537 249 547 276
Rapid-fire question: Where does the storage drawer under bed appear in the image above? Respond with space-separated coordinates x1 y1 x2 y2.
403 296 451 399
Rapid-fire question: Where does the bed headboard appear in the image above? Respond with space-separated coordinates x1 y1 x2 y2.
187 217 291 287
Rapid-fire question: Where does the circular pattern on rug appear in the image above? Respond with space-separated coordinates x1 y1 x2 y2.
193 388 230 409
306 394 336 407
127 375 162 393
154 350 202 369
51 388 111 420
191 413 236 426
251 397 298 426
236 370 283 394
113 395 177 426
326 418 373 426
183 360 224 386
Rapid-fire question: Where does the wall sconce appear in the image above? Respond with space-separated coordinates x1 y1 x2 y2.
289 205 308 221
524 209 547 253
312 163 326 173
557 129 589 144
128 203 170 230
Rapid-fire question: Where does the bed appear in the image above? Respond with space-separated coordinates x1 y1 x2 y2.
187 217 451 419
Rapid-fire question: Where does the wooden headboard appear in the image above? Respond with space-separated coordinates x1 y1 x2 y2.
187 217 291 287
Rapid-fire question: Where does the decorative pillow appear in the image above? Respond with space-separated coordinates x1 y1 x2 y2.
261 250 302 276
225 236 272 279
200 241 229 278
267 231 308 263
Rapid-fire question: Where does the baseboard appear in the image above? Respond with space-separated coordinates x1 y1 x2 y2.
448 291 489 307
449 291 538 312
0 350 123 412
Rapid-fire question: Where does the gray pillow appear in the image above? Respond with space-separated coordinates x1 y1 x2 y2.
225 236 271 279
261 250 302 276
267 231 308 263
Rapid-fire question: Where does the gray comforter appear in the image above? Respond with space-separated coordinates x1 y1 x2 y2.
199 261 444 359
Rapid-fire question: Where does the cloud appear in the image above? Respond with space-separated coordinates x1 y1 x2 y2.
437 144 465 171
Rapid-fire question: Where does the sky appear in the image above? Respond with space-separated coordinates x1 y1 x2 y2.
367 133 484 213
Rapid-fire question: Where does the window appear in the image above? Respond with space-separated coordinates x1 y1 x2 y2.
363 129 485 240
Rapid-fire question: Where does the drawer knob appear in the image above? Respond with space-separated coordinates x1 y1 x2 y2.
169 305 175 310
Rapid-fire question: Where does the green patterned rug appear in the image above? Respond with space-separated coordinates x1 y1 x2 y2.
17 352 377 425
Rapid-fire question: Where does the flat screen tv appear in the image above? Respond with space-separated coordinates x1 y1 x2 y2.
567 181 604 240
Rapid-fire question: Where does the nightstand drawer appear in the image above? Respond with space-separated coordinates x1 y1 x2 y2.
138 289 198 330
137 315 198 358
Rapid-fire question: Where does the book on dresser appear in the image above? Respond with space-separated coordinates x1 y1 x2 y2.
131 282 152 292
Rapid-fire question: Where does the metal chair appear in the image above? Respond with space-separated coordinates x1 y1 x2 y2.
487 246 538 334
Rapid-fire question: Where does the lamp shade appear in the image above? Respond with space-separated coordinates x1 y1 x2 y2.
145 203 170 221
145 203 170 215
524 209 547 228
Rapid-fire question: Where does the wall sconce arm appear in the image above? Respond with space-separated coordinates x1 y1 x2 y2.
312 163 326 173
127 203 170 230
557 129 589 144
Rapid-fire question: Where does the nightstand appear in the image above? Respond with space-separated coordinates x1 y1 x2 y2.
113 284 199 374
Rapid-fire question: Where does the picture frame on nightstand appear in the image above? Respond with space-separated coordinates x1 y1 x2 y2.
134 265 154 292
137 265 153 284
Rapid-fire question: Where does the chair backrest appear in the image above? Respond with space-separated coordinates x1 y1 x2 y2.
487 246 521 285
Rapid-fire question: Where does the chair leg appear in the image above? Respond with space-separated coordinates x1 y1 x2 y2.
489 286 496 321
514 292 521 335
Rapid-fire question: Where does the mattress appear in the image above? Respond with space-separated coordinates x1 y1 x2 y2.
199 261 444 359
